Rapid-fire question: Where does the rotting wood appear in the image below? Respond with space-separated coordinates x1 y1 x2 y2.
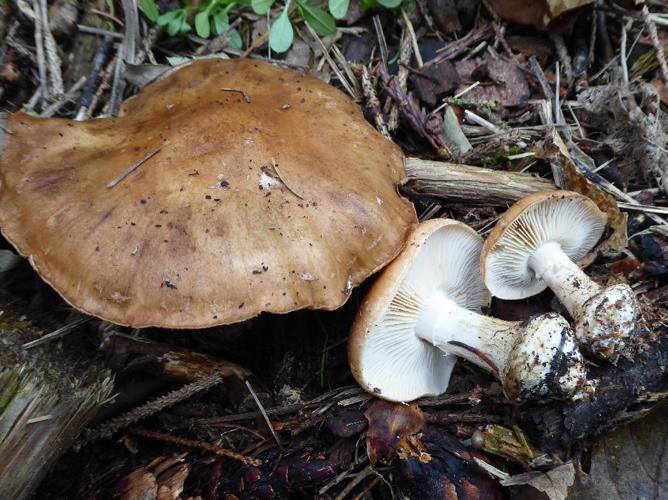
521 328 668 451
401 158 555 207
0 294 113 500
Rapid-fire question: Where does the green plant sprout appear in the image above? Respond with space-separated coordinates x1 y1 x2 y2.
139 0 405 53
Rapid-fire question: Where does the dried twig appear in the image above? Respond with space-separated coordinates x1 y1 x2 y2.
270 160 304 200
424 25 492 67
76 24 124 39
388 25 412 132
221 87 252 103
621 18 630 85
378 63 448 155
550 34 574 88
76 35 114 120
41 76 87 117
401 9 422 67
88 57 118 118
303 24 358 99
360 66 389 138
106 147 161 188
130 428 262 466
78 373 224 448
109 0 139 116
335 464 376 500
39 0 63 97
482 0 517 62
643 4 668 83
31 0 48 102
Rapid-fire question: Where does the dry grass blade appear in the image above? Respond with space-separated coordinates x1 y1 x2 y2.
246 380 283 449
22 317 92 349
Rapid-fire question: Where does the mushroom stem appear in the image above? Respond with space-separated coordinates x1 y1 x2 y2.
415 289 518 374
528 241 639 361
414 289 587 401
528 241 601 318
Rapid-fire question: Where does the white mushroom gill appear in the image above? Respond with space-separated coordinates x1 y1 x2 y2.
359 285 457 401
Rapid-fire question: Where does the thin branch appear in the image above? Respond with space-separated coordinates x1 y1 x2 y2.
643 4 668 83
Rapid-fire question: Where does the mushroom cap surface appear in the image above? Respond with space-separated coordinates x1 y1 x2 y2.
0 58 416 328
481 191 607 300
348 219 491 402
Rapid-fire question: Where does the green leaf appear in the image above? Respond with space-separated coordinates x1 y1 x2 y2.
179 16 193 34
212 11 229 35
269 7 293 53
377 0 401 7
139 0 159 22
157 10 180 27
359 0 379 9
297 1 336 36
195 10 211 38
328 0 349 20
228 29 243 49
166 17 181 36
252 0 274 14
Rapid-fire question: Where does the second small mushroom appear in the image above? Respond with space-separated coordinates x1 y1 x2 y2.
481 191 639 361
349 218 587 403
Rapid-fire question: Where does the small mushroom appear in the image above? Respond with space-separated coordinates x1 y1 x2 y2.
0 58 417 328
348 218 586 403
481 190 639 361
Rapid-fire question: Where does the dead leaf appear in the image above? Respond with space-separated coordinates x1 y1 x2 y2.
364 399 425 465
114 453 190 500
501 462 575 500
455 54 530 108
568 403 668 499
410 60 460 106
486 0 594 29
124 63 171 89
473 424 542 468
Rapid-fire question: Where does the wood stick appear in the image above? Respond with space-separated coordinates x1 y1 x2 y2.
401 158 555 207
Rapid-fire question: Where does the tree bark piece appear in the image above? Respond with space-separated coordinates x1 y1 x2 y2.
0 295 113 500
401 158 555 207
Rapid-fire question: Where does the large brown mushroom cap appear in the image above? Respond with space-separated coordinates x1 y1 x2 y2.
0 58 416 328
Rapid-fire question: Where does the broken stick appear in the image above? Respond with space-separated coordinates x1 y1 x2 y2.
401 158 555 207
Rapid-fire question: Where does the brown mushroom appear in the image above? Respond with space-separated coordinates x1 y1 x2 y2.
0 58 417 328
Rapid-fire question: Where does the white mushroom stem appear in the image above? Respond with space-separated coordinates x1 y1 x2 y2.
414 289 526 375
413 287 587 401
528 241 602 318
527 241 638 362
